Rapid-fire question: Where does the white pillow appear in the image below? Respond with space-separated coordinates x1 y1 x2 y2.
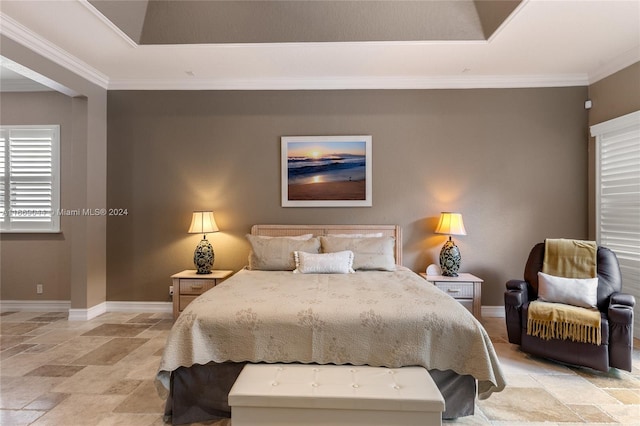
537 271 598 309
320 236 396 271
294 250 355 274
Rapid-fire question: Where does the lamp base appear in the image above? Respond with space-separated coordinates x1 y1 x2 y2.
439 238 461 277
194 238 214 274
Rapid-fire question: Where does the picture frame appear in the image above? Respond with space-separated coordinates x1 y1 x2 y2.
281 135 372 207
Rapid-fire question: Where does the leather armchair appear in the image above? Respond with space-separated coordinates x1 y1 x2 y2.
505 243 635 372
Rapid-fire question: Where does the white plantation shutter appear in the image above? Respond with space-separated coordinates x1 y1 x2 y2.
0 125 60 232
591 110 640 338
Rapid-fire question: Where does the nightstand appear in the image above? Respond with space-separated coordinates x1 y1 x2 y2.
172 269 233 319
420 272 483 319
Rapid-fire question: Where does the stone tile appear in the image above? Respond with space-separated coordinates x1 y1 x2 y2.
95 413 162 426
0 311 19 316
0 334 31 350
72 337 148 366
23 393 70 411
491 343 575 376
23 344 59 354
535 374 621 405
113 380 165 414
53 365 130 395
605 388 640 404
0 408 46 425
30 394 126 426
1 322 48 336
576 367 640 390
567 404 618 423
598 403 640 424
103 379 143 395
126 313 162 324
81 323 151 337
0 376 63 409
24 328 88 345
25 364 85 378
1 343 37 360
478 387 582 422
27 314 67 323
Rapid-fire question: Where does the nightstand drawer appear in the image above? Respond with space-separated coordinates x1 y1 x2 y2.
180 279 214 295
179 295 199 311
434 282 474 298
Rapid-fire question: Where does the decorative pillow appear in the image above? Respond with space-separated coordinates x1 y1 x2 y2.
293 250 355 274
537 271 598 309
320 236 396 271
246 235 320 270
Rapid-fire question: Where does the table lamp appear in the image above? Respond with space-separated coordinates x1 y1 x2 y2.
188 211 219 274
434 212 467 277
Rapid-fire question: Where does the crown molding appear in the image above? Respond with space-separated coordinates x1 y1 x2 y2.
0 78 54 92
108 73 589 91
77 0 138 48
0 11 109 89
588 46 640 85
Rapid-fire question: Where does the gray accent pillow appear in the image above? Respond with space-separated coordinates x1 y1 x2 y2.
320 236 396 271
247 235 320 270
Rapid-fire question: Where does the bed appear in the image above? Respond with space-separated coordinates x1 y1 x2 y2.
157 224 506 425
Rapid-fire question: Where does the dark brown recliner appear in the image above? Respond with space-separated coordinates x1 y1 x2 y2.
504 243 635 372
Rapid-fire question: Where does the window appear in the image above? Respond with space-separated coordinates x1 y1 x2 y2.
0 125 60 232
591 111 640 336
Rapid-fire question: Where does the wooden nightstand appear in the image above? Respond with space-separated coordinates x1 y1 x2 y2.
420 272 483 319
172 269 233 319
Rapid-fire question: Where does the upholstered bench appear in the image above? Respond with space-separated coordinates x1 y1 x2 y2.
228 363 445 426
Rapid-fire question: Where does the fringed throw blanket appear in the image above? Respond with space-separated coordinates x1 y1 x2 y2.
527 238 600 345
542 238 597 278
528 300 602 345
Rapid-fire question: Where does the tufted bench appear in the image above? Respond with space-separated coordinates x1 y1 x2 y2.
228 363 445 426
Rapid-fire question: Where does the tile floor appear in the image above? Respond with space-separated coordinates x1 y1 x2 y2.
0 311 638 425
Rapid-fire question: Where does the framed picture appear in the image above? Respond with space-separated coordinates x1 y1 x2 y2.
281 135 372 207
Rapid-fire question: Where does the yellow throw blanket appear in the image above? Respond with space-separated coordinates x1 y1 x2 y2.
528 300 601 345
542 238 597 278
527 238 600 345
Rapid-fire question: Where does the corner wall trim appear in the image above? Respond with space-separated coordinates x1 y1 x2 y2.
68 302 107 321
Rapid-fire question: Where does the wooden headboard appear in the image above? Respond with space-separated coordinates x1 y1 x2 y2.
251 224 402 265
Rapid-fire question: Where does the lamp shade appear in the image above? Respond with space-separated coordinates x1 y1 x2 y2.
188 211 219 235
434 212 467 236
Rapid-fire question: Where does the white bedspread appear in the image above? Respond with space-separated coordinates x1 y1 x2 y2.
157 267 505 398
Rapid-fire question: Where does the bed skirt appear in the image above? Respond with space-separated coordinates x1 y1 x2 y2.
163 362 476 425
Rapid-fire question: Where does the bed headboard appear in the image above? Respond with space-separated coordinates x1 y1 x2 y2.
251 224 402 265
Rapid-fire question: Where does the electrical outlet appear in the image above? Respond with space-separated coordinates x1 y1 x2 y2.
36 284 43 294
169 285 174 296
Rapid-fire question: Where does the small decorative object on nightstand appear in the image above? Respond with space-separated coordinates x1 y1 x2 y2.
188 211 219 274
420 272 483 319
172 269 233 319
434 212 467 277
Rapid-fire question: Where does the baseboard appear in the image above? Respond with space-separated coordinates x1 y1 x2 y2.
106 301 172 313
68 302 107 321
482 306 505 318
2 300 171 320
0 300 71 312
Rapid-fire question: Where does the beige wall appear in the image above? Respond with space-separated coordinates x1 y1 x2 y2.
0 35 108 309
0 92 73 300
587 62 640 239
107 87 589 306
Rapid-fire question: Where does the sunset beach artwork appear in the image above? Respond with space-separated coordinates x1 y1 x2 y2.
281 136 372 207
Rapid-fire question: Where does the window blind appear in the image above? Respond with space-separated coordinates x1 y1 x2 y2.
0 125 60 232
591 111 640 338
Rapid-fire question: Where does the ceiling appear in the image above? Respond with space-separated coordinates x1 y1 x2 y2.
0 0 638 91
